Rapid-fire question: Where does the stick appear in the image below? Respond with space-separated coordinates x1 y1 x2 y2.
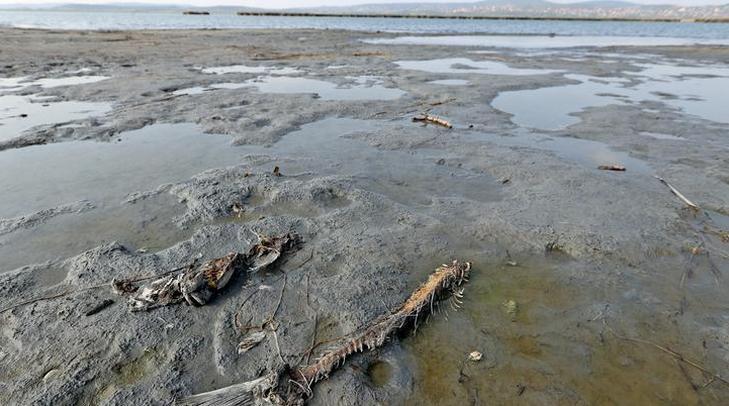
655 176 700 210
413 114 453 129
0 262 198 315
610 330 729 387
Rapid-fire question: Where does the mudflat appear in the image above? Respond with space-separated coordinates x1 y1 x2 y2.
1 27 728 405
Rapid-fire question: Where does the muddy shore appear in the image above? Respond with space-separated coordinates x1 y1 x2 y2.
1 27 728 405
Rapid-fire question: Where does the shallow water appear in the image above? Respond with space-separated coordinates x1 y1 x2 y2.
468 128 653 174
429 79 469 86
201 65 302 76
0 75 109 92
400 255 722 405
0 123 243 219
0 194 192 275
366 35 729 48
172 82 250 96
395 58 560 76
172 76 406 100
0 117 501 271
0 123 250 272
492 74 626 130
639 131 685 141
242 76 406 101
4 11 729 40
27 75 109 89
492 62 729 130
252 118 501 206
0 94 111 141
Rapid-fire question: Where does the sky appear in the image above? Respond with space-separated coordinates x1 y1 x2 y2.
0 0 725 8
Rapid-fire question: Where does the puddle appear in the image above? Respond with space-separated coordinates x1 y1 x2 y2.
0 74 109 93
172 86 211 96
492 74 626 130
0 194 192 273
396 58 560 76
639 132 685 141
429 79 469 86
243 76 406 101
0 94 111 141
27 75 109 89
173 77 405 101
367 360 392 388
201 65 301 75
467 128 652 174
0 123 249 272
172 82 250 96
365 35 729 49
0 123 244 219
0 117 499 272
0 77 28 92
253 118 500 206
492 62 729 130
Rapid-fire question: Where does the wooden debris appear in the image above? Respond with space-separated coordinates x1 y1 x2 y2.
115 233 299 311
610 330 729 388
655 176 700 210
85 299 114 317
178 260 472 406
412 114 453 129
598 165 626 172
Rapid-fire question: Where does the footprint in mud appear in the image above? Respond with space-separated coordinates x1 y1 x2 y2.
94 348 162 402
310 186 352 209
223 185 352 225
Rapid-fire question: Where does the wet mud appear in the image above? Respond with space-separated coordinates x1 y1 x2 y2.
0 27 728 405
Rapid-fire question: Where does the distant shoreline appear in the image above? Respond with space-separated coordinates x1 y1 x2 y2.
235 11 729 24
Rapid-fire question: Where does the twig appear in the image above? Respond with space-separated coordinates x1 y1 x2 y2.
609 329 729 387
272 330 286 366
656 176 700 210
0 290 72 314
305 313 318 365
0 261 198 315
267 274 287 325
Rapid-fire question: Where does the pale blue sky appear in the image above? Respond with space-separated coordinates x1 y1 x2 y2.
0 1 725 8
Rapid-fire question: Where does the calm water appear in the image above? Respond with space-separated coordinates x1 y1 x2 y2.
2 10 729 39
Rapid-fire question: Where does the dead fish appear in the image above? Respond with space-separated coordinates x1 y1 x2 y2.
247 232 300 272
116 233 300 311
180 253 243 306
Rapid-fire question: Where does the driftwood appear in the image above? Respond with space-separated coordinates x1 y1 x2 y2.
178 260 472 406
655 176 700 210
114 233 299 311
412 114 453 129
